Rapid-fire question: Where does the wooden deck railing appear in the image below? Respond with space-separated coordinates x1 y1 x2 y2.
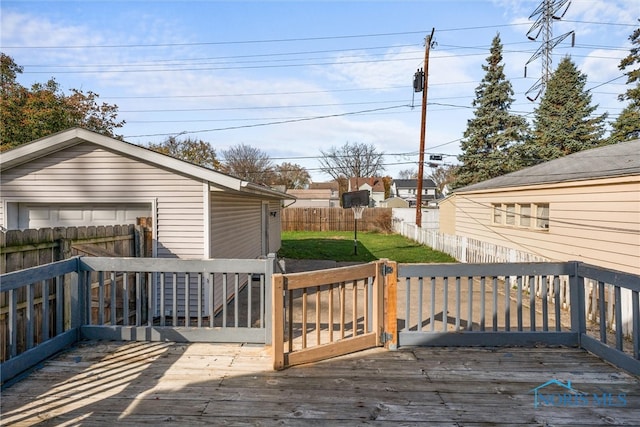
2 257 638 383
1 255 276 384
395 261 640 375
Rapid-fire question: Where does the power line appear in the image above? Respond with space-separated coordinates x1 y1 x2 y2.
125 104 411 138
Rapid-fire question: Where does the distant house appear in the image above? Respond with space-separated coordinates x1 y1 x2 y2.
439 139 640 275
348 177 386 207
309 181 340 206
286 188 332 207
379 196 410 208
0 128 293 260
392 179 438 206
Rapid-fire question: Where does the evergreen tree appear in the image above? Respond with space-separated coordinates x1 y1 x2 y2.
609 21 640 143
518 57 607 166
452 34 528 189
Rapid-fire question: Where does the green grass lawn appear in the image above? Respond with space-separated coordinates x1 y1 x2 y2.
278 231 456 263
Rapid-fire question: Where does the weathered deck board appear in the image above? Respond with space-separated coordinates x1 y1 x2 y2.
1 341 638 426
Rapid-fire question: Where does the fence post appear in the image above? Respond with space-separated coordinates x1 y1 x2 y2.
569 261 586 345
272 273 285 370
384 260 398 350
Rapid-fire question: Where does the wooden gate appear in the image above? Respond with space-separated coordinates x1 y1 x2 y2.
272 260 395 370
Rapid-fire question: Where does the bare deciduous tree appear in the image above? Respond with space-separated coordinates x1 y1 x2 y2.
319 141 385 180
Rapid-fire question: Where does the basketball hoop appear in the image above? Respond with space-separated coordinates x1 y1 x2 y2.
352 205 365 220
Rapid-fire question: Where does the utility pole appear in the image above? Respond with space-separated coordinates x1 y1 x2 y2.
415 28 435 227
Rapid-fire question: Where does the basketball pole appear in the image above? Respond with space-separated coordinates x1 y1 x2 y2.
353 207 358 255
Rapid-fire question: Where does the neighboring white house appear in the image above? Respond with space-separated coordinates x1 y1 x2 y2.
0 128 293 261
392 179 438 206
439 139 640 276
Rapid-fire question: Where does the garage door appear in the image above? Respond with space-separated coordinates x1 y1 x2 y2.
17 203 152 229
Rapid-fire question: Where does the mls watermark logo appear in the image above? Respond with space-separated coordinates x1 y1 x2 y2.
530 379 627 408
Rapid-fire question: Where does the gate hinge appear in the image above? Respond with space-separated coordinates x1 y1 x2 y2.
382 265 394 275
381 332 393 344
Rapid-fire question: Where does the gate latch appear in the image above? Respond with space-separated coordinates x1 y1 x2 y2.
382 265 394 276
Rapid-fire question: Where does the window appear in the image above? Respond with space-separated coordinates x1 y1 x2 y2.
519 204 531 227
536 204 550 229
505 204 516 225
491 202 549 231
493 204 502 224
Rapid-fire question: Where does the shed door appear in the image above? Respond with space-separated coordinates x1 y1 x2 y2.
17 203 151 229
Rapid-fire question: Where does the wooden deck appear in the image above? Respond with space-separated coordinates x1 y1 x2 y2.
1 341 638 425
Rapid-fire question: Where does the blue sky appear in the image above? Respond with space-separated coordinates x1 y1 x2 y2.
1 1 637 181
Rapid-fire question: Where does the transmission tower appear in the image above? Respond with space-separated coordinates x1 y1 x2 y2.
524 0 575 101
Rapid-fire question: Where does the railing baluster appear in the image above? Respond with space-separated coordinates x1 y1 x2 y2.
197 273 203 328
209 273 215 328
26 282 34 350
234 273 239 328
135 272 141 327
42 279 49 342
352 280 358 337
504 276 510 332
302 287 307 349
530 276 536 331
467 277 473 331
316 285 321 344
160 273 166 326
541 275 548 331
56 275 63 334
615 285 623 351
554 276 561 331
517 276 523 332
633 290 639 360
480 276 486 331
405 277 411 332
248 274 253 328
98 271 104 325
364 280 369 334
598 281 606 343
329 284 334 342
492 276 498 331
9 288 17 358
430 277 436 332
288 289 293 352
340 282 345 339
172 273 178 326
417 277 423 332
122 273 129 326
110 272 117 325
185 272 191 327
442 276 448 332
147 272 153 327
455 277 461 331
222 273 227 328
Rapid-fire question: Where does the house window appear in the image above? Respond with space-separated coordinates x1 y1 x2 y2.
493 204 502 224
519 204 531 227
505 204 516 225
536 204 550 229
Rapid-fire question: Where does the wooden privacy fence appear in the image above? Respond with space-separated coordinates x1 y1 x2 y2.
1 220 153 274
0 221 152 363
281 207 392 232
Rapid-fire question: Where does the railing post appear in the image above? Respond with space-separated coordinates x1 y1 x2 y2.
569 261 586 345
272 273 285 370
265 253 276 345
384 260 398 350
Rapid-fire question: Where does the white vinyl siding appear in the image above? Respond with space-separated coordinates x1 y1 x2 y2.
210 192 263 259
0 143 205 259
